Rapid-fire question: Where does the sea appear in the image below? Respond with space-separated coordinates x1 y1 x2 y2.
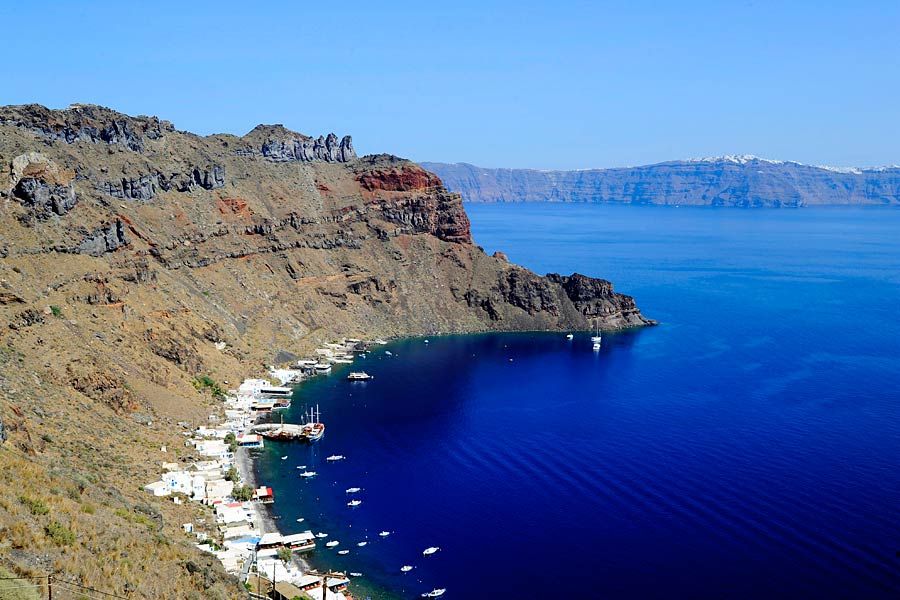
254 204 900 599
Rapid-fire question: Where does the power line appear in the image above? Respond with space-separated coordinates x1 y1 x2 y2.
52 577 130 599
54 582 118 600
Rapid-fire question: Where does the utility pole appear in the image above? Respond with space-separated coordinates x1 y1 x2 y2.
319 570 346 600
47 574 52 600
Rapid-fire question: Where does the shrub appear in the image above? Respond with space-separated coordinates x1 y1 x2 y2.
224 466 239 482
231 484 253 502
50 305 62 317
46 522 75 546
19 496 49 516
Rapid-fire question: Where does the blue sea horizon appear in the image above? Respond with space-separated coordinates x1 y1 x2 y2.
254 204 900 599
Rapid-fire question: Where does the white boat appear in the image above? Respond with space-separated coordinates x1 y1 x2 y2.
347 500 362 507
338 550 350 555
280 456 288 460
424 339 429 343
316 532 328 538
423 546 440 556
400 565 414 573
591 322 602 343
385 350 393 356
346 371 373 381
299 471 317 478
325 541 340 548
566 333 574 340
379 531 391 537
349 572 363 577
326 455 346 462
345 487 361 494
592 342 601 351
357 541 368 547
295 518 304 523
331 358 354 364
374 339 388 345
314 363 332 373
422 589 446 598
295 465 307 470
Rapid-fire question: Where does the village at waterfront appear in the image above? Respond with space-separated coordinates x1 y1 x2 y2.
141 338 404 600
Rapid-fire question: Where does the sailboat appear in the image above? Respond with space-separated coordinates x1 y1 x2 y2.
301 404 325 441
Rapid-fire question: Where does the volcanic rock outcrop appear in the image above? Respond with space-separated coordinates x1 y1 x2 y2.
0 103 653 599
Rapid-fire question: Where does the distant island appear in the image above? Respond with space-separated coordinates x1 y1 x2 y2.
421 156 900 207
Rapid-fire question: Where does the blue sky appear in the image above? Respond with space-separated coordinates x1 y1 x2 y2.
3 1 898 169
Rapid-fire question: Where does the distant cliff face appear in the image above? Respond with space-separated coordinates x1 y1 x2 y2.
0 104 653 598
421 157 900 207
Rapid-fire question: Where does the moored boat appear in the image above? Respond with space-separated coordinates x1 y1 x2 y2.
422 589 446 598
423 546 440 556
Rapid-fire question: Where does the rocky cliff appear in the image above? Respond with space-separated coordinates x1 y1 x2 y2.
0 104 653 598
422 156 900 207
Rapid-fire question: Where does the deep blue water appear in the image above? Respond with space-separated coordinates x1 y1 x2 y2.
256 204 900 599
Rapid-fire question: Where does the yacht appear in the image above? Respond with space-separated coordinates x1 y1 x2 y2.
315 532 328 539
422 589 446 598
379 531 391 537
326 540 340 548
347 499 362 507
400 565 414 573
346 371 373 381
423 546 440 556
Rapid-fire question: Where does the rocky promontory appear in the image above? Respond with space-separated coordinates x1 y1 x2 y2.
423 157 900 206
0 104 653 599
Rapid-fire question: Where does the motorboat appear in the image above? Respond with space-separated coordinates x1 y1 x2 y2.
299 471 317 478
400 565 413 573
295 518 304 523
325 540 340 548
566 333 574 340
326 455 346 461
379 531 391 537
345 487 361 494
315 532 328 538
295 465 307 470
280 456 288 460
338 550 350 555
592 342 601 351
422 589 446 598
423 546 440 556
346 371 373 381
347 500 362 507
357 541 368 547
349 572 363 577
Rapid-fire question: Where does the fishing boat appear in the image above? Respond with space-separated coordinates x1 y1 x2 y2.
400 566 413 573
379 531 391 537
423 546 440 556
326 540 340 548
347 500 362 507
299 471 317 478
345 487 361 494
346 371 373 381
357 541 367 547
422 589 446 598
338 550 350 555
326 455 345 461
